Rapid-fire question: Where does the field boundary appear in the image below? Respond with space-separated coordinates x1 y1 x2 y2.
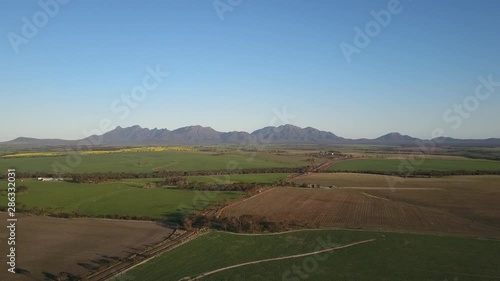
215 187 275 218
88 229 203 281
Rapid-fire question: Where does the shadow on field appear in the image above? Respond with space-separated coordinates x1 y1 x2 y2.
163 210 187 224
102 255 121 261
42 271 57 281
14 267 37 280
158 220 180 230
77 262 98 271
14 268 30 275
91 258 112 268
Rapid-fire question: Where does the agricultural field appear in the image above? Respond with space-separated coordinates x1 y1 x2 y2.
121 229 500 281
0 150 309 173
0 213 174 281
329 158 500 172
365 184 500 228
187 173 290 185
219 187 500 237
2 145 500 281
293 173 500 228
0 180 241 220
0 146 195 158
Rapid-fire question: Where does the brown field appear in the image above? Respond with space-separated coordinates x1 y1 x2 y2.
219 187 500 237
0 213 174 281
365 185 500 228
292 173 500 228
293 173 500 188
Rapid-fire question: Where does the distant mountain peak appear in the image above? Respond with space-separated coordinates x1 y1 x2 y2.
2 125 500 147
374 132 418 145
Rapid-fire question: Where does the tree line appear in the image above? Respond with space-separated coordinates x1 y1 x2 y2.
1 167 307 180
183 214 294 233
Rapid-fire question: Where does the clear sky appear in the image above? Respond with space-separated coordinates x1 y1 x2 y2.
1 0 499 142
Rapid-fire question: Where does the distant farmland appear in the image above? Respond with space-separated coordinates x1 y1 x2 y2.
0 180 241 220
122 230 500 281
329 158 500 173
0 150 308 173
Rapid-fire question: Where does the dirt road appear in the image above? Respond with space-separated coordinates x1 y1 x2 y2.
89 230 200 281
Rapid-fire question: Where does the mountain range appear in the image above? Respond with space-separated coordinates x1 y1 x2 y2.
2 125 500 147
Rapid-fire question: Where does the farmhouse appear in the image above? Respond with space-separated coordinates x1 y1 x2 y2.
37 177 63 182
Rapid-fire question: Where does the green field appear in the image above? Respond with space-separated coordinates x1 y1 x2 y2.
121 230 500 281
330 158 500 172
0 180 241 220
187 173 290 184
0 151 308 174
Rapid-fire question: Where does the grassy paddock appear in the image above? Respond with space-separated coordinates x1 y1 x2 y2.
122 229 500 281
0 180 241 220
0 150 308 173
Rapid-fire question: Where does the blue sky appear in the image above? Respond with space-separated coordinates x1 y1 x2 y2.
1 0 499 141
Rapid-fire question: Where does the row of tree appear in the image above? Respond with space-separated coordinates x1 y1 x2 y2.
183 214 294 233
3 167 307 181
0 205 169 223
165 181 263 192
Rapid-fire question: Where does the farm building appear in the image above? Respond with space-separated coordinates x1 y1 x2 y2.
37 177 64 182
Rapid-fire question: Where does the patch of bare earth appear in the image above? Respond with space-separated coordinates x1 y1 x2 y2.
0 213 174 281
219 187 500 237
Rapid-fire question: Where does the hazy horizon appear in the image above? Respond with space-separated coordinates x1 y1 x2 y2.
3 123 500 143
1 0 500 142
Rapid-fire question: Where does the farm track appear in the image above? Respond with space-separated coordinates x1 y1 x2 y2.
312 159 347 172
285 159 342 182
88 230 200 281
289 158 357 182
178 239 377 281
